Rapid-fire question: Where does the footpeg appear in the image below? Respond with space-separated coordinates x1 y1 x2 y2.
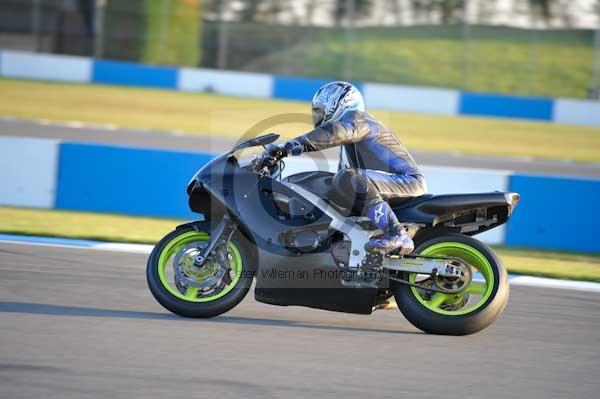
365 231 414 255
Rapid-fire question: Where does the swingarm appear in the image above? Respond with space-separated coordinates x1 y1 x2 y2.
382 255 473 294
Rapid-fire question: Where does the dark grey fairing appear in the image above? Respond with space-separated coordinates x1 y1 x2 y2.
186 153 380 313
256 286 378 314
186 151 518 315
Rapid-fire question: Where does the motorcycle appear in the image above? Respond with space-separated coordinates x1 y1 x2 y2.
147 133 519 335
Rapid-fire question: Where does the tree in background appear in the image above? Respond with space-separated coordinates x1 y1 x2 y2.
142 0 202 66
410 0 465 24
334 0 374 25
102 0 147 61
239 0 262 22
439 0 465 24
527 0 555 24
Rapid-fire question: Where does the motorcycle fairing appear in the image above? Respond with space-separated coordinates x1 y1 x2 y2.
186 153 519 315
187 153 381 314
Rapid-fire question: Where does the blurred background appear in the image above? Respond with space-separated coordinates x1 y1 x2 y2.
0 0 599 281
1 0 600 99
1 4 599 397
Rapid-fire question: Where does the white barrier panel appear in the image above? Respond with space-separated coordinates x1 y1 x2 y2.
0 136 59 208
281 157 337 178
421 165 511 194
422 165 511 245
178 67 273 98
553 98 600 126
0 50 91 83
364 83 460 116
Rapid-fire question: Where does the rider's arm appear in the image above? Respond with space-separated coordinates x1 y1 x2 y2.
290 114 370 154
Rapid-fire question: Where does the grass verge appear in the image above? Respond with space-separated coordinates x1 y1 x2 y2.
247 25 594 99
0 207 179 245
1 206 598 282
2 79 600 162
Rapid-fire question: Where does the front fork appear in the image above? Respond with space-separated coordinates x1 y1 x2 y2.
177 215 238 268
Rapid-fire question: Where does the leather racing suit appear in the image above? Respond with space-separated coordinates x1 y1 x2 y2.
294 110 427 215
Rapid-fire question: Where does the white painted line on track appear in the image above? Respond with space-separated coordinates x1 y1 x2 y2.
64 121 86 128
92 242 153 254
509 276 600 293
1 234 599 293
0 234 153 254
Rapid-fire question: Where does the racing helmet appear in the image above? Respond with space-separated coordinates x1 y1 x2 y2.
311 81 365 127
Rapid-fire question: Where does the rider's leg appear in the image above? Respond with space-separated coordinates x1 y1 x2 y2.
361 170 427 199
361 170 427 254
331 168 424 254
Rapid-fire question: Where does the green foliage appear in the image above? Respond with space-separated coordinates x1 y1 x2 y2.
142 0 202 66
243 25 594 98
102 0 202 66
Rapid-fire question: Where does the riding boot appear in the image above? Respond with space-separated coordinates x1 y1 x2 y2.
364 201 414 255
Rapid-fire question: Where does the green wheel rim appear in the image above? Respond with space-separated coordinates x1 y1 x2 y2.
157 231 243 303
409 242 495 316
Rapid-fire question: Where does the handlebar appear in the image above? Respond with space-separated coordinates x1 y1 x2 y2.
250 155 280 177
250 151 286 179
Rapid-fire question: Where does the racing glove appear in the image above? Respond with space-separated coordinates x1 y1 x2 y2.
263 139 303 162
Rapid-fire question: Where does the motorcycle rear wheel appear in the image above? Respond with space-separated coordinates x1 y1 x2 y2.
395 233 509 335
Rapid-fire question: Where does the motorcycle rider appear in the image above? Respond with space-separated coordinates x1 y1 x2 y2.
264 81 426 255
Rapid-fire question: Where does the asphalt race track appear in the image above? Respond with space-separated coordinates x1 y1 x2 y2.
2 117 600 177
1 242 598 399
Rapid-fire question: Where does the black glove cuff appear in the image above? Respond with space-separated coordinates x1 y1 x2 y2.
284 140 303 156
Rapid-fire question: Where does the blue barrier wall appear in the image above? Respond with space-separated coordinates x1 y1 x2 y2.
273 76 330 101
273 76 365 102
2 134 596 253
92 59 178 89
506 174 600 253
2 50 600 126
56 143 212 218
459 92 554 121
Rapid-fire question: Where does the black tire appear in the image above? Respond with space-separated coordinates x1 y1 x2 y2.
395 233 509 335
146 226 254 318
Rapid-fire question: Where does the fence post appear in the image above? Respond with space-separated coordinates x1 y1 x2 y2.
590 27 600 99
157 0 172 64
461 0 471 89
93 0 106 58
31 0 41 52
526 7 539 94
216 1 229 70
342 0 355 81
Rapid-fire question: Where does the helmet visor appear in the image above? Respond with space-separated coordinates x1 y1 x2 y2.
312 107 325 127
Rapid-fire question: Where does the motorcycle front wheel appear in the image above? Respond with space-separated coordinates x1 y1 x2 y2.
146 225 254 318
395 233 509 335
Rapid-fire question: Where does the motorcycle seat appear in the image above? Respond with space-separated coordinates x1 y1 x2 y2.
397 192 509 213
383 194 434 209
390 191 515 224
